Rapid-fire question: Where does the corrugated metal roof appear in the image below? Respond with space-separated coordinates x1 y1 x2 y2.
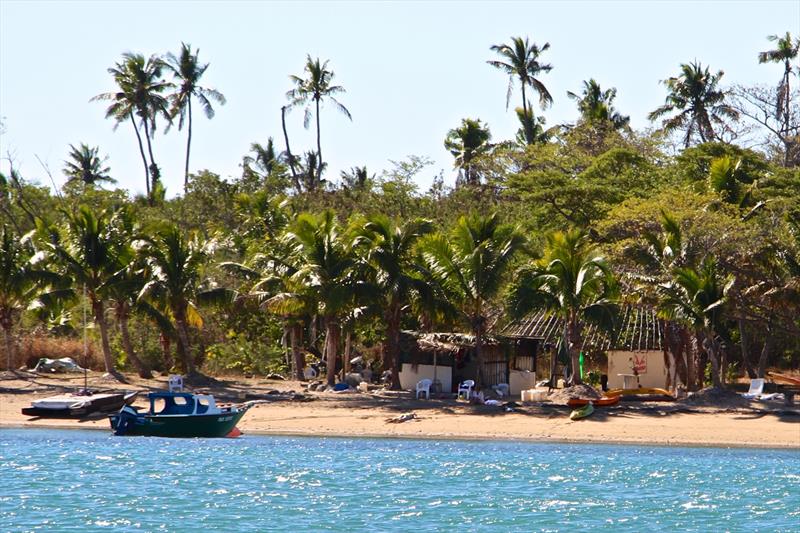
501 306 663 352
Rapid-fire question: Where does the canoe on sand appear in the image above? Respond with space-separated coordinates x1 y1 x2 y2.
567 396 620 407
605 387 673 398
767 372 800 386
569 403 594 420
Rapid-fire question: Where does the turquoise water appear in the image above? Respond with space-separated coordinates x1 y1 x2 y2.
2 429 798 532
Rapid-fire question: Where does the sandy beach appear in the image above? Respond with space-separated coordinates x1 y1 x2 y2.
2 371 799 449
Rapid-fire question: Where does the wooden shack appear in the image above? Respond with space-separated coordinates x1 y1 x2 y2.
502 306 666 390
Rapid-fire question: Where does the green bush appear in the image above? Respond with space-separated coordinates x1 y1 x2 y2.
203 332 287 376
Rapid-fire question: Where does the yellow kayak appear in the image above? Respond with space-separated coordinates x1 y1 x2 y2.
605 388 673 399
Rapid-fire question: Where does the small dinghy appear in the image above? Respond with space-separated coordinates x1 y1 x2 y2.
109 391 259 438
22 391 138 418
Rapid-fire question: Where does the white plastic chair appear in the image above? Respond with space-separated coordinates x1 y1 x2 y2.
458 380 475 400
492 383 510 398
168 374 183 392
416 379 432 400
742 378 764 399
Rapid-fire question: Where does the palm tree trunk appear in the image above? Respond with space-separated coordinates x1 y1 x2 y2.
315 97 323 180
130 113 150 197
738 318 756 378
757 321 772 378
3 323 15 371
175 316 196 376
521 81 528 120
118 308 151 378
184 97 192 189
159 331 173 370
702 332 722 388
568 314 583 386
291 322 305 381
141 117 159 197
93 299 123 381
474 322 485 389
386 308 402 390
343 330 352 376
281 106 300 192
324 316 339 387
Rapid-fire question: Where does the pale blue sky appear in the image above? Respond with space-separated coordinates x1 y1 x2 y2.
1 1 798 197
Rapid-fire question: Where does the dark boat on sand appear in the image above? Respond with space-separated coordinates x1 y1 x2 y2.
21 391 138 418
109 391 257 438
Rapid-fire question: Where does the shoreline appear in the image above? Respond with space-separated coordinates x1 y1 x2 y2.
3 421 799 450
2 372 799 450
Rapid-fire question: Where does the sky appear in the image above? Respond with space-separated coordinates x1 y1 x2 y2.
1 1 798 198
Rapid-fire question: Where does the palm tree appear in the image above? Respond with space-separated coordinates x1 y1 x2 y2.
50 206 126 381
514 106 550 146
421 213 525 388
648 62 738 147
508 229 618 386
567 79 630 130
444 118 492 186
758 32 800 146
62 143 115 188
354 216 433 389
136 223 211 376
487 36 553 116
282 210 357 386
659 257 733 388
286 55 352 178
0 227 60 370
164 42 226 188
93 53 171 199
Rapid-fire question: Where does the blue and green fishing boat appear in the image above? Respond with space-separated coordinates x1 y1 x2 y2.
109 391 257 438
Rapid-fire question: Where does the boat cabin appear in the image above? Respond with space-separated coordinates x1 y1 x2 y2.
147 392 222 416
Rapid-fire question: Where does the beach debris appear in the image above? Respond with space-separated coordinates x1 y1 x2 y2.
386 412 418 423
266 373 286 381
548 384 602 405
32 357 84 374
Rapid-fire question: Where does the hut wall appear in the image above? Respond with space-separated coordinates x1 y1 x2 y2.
509 370 538 395
607 350 666 389
399 363 453 393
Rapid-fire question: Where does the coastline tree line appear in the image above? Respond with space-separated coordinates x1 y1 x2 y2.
1 34 798 391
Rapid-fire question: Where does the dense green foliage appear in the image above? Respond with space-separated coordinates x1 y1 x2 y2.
2 34 798 390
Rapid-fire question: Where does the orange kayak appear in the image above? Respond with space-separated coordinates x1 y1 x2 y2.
767 372 800 386
567 396 620 407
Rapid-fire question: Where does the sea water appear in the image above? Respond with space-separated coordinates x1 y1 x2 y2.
1 429 798 532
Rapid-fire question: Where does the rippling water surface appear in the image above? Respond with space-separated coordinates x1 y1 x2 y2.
2 428 798 532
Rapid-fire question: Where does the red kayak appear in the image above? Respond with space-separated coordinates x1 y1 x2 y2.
567 396 620 407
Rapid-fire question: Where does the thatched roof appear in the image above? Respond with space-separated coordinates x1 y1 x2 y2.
400 331 502 354
501 306 663 352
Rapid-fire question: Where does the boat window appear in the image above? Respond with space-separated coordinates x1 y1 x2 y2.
152 397 167 414
196 398 209 414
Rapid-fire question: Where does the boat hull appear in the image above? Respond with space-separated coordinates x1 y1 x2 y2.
22 392 137 418
109 410 247 438
567 396 620 407
569 403 594 420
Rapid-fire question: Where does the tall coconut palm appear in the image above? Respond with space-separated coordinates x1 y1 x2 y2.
93 53 171 199
567 79 630 130
444 118 492 187
508 229 618 386
136 224 211 376
487 36 553 116
0 227 61 370
354 216 434 389
758 32 800 143
50 206 127 381
286 55 352 179
62 143 115 188
658 257 733 388
648 62 738 147
421 213 525 388
282 210 357 386
164 42 226 188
